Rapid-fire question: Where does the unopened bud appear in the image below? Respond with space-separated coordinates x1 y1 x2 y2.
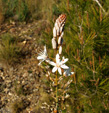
60 32 64 37
53 27 56 38
52 38 57 49
58 36 61 45
58 36 63 45
56 20 61 28
60 26 63 33
56 27 60 36
59 46 62 54
55 22 58 30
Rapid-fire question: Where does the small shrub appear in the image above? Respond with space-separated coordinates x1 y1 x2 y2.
0 33 22 65
11 98 30 113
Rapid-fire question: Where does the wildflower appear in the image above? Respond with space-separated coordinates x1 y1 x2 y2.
37 46 48 65
49 54 69 75
63 67 74 76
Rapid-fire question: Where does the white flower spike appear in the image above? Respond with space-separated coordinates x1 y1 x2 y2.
49 54 69 75
37 45 48 65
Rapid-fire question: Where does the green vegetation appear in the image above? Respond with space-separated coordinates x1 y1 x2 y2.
0 0 109 112
0 0 54 22
43 0 109 112
0 33 22 64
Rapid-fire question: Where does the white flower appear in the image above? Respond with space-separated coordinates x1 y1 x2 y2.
37 46 48 65
63 67 74 76
49 54 69 75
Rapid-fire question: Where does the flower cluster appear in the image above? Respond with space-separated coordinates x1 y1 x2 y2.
52 14 66 54
37 14 75 112
37 46 74 76
37 45 48 65
37 14 74 76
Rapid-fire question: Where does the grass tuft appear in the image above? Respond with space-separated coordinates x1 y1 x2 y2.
0 33 22 65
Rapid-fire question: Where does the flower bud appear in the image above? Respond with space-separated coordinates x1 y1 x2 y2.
59 46 62 54
60 26 63 33
53 27 56 38
52 38 57 49
57 27 60 36
60 32 64 37
58 36 63 45
58 36 61 45
55 22 59 30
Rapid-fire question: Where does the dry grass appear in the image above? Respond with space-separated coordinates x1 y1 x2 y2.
11 98 30 113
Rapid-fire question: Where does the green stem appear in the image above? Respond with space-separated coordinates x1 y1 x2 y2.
55 36 59 112
56 70 58 112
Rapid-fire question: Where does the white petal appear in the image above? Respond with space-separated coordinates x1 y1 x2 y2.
56 54 60 64
48 61 56 66
61 64 69 69
37 56 43 60
52 67 57 73
38 60 43 66
58 67 62 75
71 72 74 75
61 58 68 64
59 46 62 54
44 45 47 54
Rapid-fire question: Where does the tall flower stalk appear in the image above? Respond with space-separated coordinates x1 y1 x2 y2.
52 14 67 112
37 14 74 112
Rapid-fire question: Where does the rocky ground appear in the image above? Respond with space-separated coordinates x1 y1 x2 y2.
0 20 53 113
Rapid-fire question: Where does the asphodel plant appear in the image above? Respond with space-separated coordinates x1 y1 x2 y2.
37 14 74 112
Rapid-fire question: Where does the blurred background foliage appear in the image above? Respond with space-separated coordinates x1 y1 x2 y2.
0 0 109 112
